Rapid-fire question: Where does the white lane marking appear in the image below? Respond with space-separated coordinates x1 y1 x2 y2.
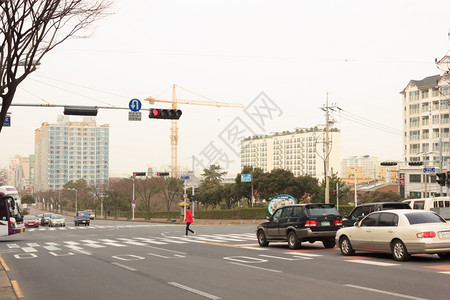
344 284 427 300
168 282 221 300
242 246 268 251
287 252 322 257
223 256 267 264
228 262 282 273
22 247 37 253
259 254 311 261
43 246 61 251
27 243 40 247
112 254 145 261
7 244 20 249
65 245 92 255
111 262 137 272
347 260 399 267
135 238 170 245
98 239 127 247
439 271 450 275
49 252 75 257
125 241 151 246
147 252 170 258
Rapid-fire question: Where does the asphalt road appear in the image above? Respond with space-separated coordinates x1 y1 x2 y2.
1 218 450 300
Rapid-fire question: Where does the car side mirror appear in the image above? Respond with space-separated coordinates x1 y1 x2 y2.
266 216 272 221
344 214 349 219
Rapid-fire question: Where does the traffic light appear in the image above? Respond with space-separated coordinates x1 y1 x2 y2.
157 172 170 176
149 108 182 120
436 173 447 186
133 172 146 177
64 106 98 116
408 161 423 166
380 162 397 166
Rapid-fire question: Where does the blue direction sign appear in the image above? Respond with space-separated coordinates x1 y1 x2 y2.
3 115 10 127
423 167 436 173
129 98 142 112
181 176 190 180
241 174 252 182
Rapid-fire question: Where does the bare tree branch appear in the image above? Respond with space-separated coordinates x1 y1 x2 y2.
0 0 113 132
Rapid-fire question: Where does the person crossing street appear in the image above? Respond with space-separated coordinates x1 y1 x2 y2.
184 206 195 236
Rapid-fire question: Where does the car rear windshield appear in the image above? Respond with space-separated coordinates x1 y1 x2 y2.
383 203 410 209
24 216 36 220
405 212 445 225
307 205 340 216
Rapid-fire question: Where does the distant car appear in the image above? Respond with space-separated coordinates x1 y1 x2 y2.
256 203 343 249
336 209 450 261
343 202 411 227
41 213 53 226
37 214 43 224
85 209 95 220
23 215 40 228
49 214 66 227
74 211 90 226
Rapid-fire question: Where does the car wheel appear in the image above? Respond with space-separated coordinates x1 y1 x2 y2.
257 230 269 247
322 239 336 249
391 239 411 261
339 236 355 256
287 231 301 249
438 253 450 259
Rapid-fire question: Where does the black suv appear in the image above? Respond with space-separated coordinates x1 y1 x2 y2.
256 203 342 249
342 202 411 227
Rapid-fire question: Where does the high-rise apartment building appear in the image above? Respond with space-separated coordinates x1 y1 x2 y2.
400 55 450 197
34 116 109 191
240 125 340 180
7 154 34 192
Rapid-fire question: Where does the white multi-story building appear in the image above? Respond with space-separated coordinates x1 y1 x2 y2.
240 125 341 180
341 156 380 179
34 116 109 191
400 55 450 198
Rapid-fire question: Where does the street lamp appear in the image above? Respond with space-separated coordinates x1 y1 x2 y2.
354 155 369 207
68 188 78 215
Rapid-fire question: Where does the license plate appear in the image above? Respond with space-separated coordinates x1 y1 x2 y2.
440 231 450 238
321 221 330 226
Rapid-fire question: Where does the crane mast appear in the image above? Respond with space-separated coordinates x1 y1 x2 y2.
145 84 244 178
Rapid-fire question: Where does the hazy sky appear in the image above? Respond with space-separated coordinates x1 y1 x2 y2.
1 0 450 177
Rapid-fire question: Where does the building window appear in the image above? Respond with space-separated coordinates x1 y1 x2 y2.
410 144 420 154
421 90 429 99
421 102 429 113
409 117 419 128
432 115 439 125
422 143 429 153
410 130 420 141
422 129 429 139
409 104 419 114
421 116 429 126
433 101 440 110
433 128 440 139
409 91 419 101
441 114 449 124
410 174 421 183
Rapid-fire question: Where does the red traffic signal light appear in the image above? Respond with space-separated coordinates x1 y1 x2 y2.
149 108 182 120
133 172 146 177
157 172 170 176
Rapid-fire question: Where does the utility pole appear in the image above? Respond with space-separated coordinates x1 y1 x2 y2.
321 94 339 204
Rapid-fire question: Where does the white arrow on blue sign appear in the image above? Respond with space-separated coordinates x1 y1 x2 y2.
181 176 190 180
423 168 436 173
129 98 142 112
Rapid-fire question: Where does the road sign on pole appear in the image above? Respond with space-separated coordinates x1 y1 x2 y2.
181 176 190 180
129 98 142 111
423 168 436 173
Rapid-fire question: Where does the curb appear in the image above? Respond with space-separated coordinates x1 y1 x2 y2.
0 255 18 300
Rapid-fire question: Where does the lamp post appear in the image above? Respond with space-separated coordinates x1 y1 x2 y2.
354 155 369 207
68 188 77 215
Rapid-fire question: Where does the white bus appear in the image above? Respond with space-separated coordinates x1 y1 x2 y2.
0 186 23 222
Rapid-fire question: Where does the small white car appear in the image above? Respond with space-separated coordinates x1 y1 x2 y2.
48 214 66 227
336 209 450 261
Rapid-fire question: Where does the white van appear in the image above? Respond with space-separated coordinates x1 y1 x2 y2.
403 197 450 220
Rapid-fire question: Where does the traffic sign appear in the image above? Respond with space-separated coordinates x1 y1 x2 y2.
3 115 10 127
129 98 142 112
128 111 142 121
132 200 136 204
241 174 252 182
423 167 436 173
181 176 190 180
183 193 188 199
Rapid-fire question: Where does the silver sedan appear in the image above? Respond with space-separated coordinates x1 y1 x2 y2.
336 209 450 261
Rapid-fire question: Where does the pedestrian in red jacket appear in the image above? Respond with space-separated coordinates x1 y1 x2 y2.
184 206 195 236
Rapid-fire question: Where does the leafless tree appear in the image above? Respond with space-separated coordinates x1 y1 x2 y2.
0 0 112 132
136 177 161 220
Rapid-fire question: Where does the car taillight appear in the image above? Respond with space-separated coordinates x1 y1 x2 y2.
416 231 436 238
305 220 318 227
333 219 343 226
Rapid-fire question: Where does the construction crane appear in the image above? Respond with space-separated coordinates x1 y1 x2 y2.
145 84 244 178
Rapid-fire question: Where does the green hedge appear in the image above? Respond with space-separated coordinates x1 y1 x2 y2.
62 205 355 220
